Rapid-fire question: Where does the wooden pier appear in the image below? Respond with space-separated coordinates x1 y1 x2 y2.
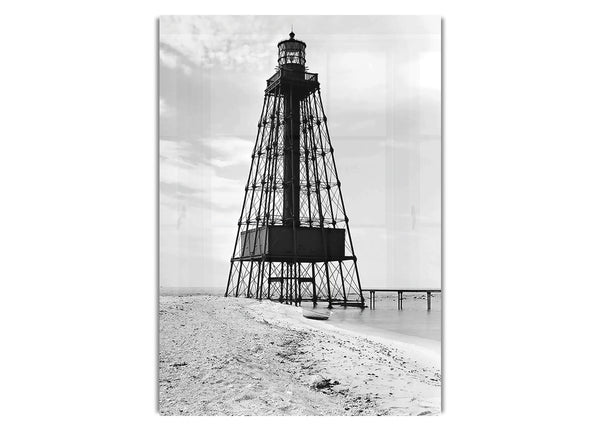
364 289 442 311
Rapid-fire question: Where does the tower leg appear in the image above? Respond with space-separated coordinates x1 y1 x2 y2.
311 263 317 306
225 260 234 297
325 262 332 309
279 262 284 302
339 261 347 305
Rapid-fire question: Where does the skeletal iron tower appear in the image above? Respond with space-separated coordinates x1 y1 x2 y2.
225 32 364 307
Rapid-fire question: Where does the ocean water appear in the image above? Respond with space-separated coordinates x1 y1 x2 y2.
301 293 442 353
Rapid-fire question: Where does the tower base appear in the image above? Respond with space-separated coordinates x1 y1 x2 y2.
225 259 364 307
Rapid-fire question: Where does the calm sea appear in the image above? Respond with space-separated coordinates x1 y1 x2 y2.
301 293 441 353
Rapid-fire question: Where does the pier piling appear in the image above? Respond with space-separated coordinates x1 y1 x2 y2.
363 289 441 311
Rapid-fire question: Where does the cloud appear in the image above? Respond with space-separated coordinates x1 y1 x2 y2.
159 45 192 75
161 137 253 170
159 16 276 72
160 138 251 217
203 136 254 168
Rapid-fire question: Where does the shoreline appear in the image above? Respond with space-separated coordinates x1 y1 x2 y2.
159 294 441 415
163 292 441 360
246 297 441 369
323 314 442 364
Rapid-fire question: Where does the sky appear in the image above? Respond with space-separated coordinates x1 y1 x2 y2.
159 16 441 295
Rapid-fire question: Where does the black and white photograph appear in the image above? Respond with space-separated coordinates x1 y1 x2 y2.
159 15 441 415
5 2 600 429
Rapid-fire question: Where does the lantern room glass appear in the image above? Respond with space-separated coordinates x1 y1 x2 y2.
278 40 306 68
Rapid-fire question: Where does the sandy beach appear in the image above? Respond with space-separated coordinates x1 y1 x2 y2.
159 295 441 416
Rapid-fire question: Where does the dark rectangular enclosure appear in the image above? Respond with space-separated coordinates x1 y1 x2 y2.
240 226 345 260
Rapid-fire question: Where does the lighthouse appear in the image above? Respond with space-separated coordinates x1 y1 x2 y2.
225 32 364 307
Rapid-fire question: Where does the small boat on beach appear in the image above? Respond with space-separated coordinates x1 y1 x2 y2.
302 308 331 320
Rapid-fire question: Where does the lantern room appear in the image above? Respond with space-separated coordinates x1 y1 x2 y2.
277 31 306 71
